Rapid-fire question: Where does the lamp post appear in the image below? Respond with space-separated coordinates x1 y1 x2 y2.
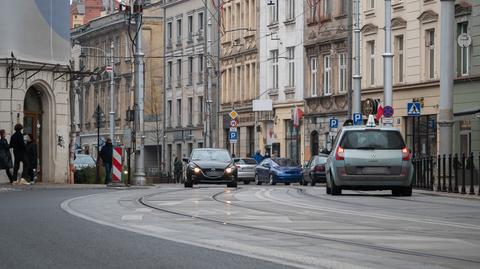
94 104 105 184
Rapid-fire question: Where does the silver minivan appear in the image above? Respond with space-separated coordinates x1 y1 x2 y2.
326 125 413 196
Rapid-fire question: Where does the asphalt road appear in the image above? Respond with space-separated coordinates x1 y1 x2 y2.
62 185 480 269
0 188 297 269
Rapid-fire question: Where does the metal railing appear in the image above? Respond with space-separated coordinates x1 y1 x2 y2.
412 153 479 195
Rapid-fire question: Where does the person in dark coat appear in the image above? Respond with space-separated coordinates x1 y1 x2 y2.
0 129 14 183
9 123 28 181
174 156 183 184
99 138 113 185
25 134 38 184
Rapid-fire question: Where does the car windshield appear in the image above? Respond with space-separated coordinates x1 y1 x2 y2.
273 158 298 167
340 130 405 150
234 158 257 165
75 155 94 164
191 150 231 162
317 156 327 164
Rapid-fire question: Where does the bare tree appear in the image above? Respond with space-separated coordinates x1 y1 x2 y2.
145 88 163 177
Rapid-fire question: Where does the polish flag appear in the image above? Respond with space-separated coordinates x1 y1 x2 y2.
376 104 384 121
293 107 304 128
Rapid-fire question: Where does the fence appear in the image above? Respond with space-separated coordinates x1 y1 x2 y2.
412 153 480 195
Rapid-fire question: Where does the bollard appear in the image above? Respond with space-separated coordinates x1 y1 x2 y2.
453 154 459 193
429 157 434 191
448 154 452 192
461 153 466 194
437 155 442 192
424 157 428 190
442 154 447 192
469 152 475 195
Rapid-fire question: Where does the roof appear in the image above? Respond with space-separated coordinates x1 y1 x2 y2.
341 125 401 131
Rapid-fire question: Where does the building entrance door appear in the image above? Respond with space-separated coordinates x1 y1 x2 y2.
24 88 43 182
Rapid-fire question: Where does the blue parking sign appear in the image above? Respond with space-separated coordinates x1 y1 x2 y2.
353 113 363 125
229 131 238 143
329 118 339 129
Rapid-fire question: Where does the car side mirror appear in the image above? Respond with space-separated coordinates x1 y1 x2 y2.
182 158 189 163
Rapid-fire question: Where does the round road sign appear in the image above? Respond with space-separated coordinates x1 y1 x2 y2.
230 119 238 127
383 106 394 118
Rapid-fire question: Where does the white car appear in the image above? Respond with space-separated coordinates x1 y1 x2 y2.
233 158 257 184
74 154 96 171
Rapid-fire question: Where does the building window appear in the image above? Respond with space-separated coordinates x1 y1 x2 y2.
167 22 172 47
340 0 347 15
395 35 404 83
198 54 204 83
287 47 295 87
167 100 172 127
367 40 375 85
176 99 182 127
176 19 182 43
269 0 278 24
187 15 193 41
285 120 300 163
310 0 319 19
167 61 172 88
198 12 204 32
457 22 469 76
198 96 203 125
271 50 279 90
323 54 331 95
114 36 120 63
426 29 435 79
322 0 331 19
188 57 193 85
369 0 375 9
338 52 347 93
176 59 182 87
124 33 131 61
187 97 193 126
286 0 295 21
310 57 318 96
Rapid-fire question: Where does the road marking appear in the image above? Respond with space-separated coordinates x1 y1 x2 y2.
135 208 152 213
121 214 143 221
260 189 480 230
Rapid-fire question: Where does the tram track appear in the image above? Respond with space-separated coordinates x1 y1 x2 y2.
138 187 480 266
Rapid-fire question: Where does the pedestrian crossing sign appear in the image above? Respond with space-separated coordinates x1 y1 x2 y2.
407 102 421 116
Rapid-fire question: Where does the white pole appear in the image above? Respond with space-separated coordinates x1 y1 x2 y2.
383 0 393 108
109 42 115 142
352 0 362 114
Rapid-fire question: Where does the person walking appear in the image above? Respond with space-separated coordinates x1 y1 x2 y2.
174 156 183 184
9 124 28 182
99 138 113 185
252 150 264 164
25 134 37 184
0 129 14 183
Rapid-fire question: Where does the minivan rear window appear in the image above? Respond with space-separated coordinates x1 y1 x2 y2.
340 130 405 150
234 158 258 165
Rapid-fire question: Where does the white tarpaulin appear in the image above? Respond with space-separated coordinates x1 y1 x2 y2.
0 0 70 65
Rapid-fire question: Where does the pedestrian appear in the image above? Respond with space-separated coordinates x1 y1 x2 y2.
231 153 236 158
0 129 14 183
174 156 183 184
99 138 113 185
264 151 271 159
25 134 37 184
252 150 263 164
9 123 29 182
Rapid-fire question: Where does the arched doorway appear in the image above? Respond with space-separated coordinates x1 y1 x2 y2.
310 131 319 156
24 87 43 182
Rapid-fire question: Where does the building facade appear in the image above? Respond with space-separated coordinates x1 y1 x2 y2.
71 3 164 173
219 0 259 158
453 1 479 164
358 0 442 157
303 0 351 161
163 0 209 174
70 0 105 29
258 0 305 163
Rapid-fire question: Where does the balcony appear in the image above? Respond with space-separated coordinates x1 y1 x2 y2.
187 73 193 86
196 29 204 41
187 32 193 44
166 38 172 49
176 76 182 88
176 36 182 47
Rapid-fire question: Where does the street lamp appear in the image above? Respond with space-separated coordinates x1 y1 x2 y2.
94 104 105 184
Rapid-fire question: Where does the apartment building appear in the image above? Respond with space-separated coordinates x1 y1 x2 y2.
219 0 259 158
303 0 351 159
257 0 305 163
70 0 105 29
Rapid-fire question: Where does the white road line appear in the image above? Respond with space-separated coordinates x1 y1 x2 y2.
121 214 143 221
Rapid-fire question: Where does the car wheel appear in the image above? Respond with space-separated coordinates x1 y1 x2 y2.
326 185 331 194
391 188 401 196
284 182 290 185
269 175 276 185
331 179 342 196
255 174 262 185
244 180 250 185
227 182 237 188
401 186 412 197
311 181 316 186
184 180 193 188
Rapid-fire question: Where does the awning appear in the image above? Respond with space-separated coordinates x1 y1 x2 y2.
454 106 480 121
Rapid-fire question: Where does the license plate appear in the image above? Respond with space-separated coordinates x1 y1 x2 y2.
363 167 389 174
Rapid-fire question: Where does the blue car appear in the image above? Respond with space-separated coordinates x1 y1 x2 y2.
255 158 303 185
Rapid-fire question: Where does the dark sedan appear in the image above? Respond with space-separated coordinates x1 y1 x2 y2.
301 154 328 186
255 158 302 185
183 148 238 188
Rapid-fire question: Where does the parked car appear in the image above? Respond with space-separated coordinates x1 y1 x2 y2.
255 158 302 185
301 154 328 186
326 118 413 196
74 154 96 171
233 157 257 184
183 148 238 188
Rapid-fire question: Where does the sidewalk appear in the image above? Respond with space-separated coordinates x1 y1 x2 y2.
414 188 480 200
0 182 153 191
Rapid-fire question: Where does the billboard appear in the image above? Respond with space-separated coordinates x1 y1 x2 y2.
0 0 70 65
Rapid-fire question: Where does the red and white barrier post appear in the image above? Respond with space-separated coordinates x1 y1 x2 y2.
112 147 123 183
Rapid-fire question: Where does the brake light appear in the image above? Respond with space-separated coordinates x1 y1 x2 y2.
336 146 345 161
236 164 241 168
313 165 325 172
402 147 410 161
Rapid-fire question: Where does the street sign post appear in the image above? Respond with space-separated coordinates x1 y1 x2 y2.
229 130 238 143
383 106 394 118
329 118 339 129
229 110 238 119
229 119 238 127
407 102 421 116
353 113 363 125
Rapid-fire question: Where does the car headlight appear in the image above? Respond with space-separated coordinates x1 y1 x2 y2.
225 165 236 174
193 167 201 174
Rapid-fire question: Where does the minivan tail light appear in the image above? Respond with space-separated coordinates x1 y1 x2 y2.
314 165 325 172
402 147 410 161
336 146 345 161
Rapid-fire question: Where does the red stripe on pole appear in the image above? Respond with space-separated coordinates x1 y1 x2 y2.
112 147 123 182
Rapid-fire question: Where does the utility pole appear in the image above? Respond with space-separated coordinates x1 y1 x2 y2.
439 0 455 156
109 42 115 142
352 0 362 114
133 0 146 185
346 0 353 119
383 0 393 108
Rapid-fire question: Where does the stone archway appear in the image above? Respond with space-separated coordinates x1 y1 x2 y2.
310 131 319 156
24 82 56 183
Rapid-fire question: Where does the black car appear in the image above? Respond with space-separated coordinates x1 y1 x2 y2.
301 154 328 186
183 148 238 188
